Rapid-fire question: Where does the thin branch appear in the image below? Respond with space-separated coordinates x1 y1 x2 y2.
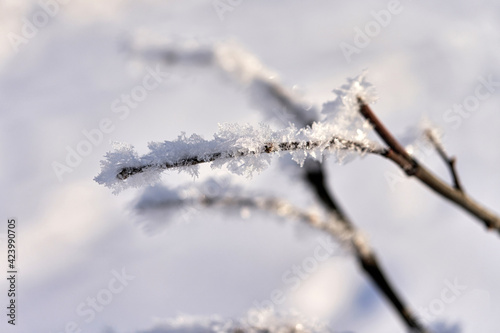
121 43 430 331
112 134 428 331
304 166 428 332
255 78 428 330
424 129 464 192
137 189 429 332
240 68 428 331
227 57 428 330
252 77 318 127
357 97 418 174
137 193 355 243
116 137 383 180
303 164 353 227
357 98 500 232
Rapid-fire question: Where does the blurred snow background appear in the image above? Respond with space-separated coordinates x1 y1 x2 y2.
1 0 500 332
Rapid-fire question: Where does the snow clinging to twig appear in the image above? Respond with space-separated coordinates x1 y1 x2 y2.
95 118 381 193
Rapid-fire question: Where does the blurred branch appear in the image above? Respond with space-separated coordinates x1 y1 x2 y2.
304 167 428 333
357 98 500 233
136 184 428 332
424 129 463 192
221 55 428 331
244 66 428 331
124 42 430 332
136 192 354 243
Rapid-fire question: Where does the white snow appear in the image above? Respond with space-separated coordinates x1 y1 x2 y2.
3 1 500 333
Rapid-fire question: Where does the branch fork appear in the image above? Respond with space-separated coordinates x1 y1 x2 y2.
356 97 500 232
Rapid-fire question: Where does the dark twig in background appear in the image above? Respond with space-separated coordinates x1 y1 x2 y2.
424 129 464 192
304 165 428 332
246 81 428 332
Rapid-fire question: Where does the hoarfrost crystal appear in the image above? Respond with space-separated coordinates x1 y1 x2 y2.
95 74 380 193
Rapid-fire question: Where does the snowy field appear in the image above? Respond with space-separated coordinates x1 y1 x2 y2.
1 1 500 332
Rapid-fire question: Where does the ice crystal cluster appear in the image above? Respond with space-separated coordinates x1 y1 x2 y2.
95 72 379 193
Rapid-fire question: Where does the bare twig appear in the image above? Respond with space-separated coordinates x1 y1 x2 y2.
424 129 464 192
357 98 500 232
357 97 418 174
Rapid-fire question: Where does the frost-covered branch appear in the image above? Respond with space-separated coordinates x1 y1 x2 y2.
134 182 355 245
118 136 379 180
94 123 383 193
96 71 430 332
134 179 428 333
357 99 500 232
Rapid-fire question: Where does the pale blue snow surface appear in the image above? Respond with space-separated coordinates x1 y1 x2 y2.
2 1 500 333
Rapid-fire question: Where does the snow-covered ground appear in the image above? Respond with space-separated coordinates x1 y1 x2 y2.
1 1 500 332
